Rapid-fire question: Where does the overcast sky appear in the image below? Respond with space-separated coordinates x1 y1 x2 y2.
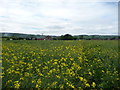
0 0 119 35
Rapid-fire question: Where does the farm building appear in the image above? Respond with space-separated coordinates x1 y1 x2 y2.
35 35 52 40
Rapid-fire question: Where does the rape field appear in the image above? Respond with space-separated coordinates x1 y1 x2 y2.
2 40 120 89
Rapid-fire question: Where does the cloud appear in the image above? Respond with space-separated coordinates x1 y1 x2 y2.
0 0 118 35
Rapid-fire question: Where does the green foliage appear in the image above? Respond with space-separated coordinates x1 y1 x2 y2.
60 34 74 40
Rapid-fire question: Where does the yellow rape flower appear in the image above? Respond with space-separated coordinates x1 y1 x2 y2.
51 82 57 86
59 84 64 88
54 59 58 61
53 62 57 65
85 83 90 87
37 79 42 84
0 60 2 63
36 84 39 88
32 80 35 83
14 81 20 88
102 70 104 73
91 82 96 88
24 72 30 77
88 72 92 75
56 75 60 79
6 80 12 84
70 84 75 88
70 58 74 61
79 77 84 81
20 77 24 80
38 73 43 76
66 82 75 88
78 57 82 62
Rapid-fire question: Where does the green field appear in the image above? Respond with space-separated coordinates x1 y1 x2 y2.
2 40 120 89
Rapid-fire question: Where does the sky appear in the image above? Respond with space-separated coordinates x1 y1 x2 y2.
0 0 119 36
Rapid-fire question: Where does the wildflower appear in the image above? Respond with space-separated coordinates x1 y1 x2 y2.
78 57 82 62
85 83 90 87
0 60 2 63
79 77 84 81
38 64 41 67
70 58 74 61
88 72 92 75
53 62 57 65
70 84 75 88
6 80 12 84
36 84 39 88
102 70 104 73
38 73 43 76
56 75 60 79
20 77 24 80
43 66 48 69
59 84 64 88
83 78 87 82
91 82 96 88
24 72 30 77
32 80 35 83
37 79 42 84
66 82 75 88
14 81 20 88
0 76 3 78
36 69 40 72
51 82 57 86
54 59 58 61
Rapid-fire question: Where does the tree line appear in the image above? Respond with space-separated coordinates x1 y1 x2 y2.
53 34 119 40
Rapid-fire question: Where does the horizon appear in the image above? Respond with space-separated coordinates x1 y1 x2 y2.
1 32 119 36
0 0 118 35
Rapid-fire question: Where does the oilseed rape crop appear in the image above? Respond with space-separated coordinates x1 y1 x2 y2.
2 40 120 89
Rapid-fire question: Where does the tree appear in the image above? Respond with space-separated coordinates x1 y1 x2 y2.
73 36 78 40
79 35 84 39
60 34 74 40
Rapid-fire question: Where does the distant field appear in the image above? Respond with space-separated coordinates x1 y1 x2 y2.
2 40 120 89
